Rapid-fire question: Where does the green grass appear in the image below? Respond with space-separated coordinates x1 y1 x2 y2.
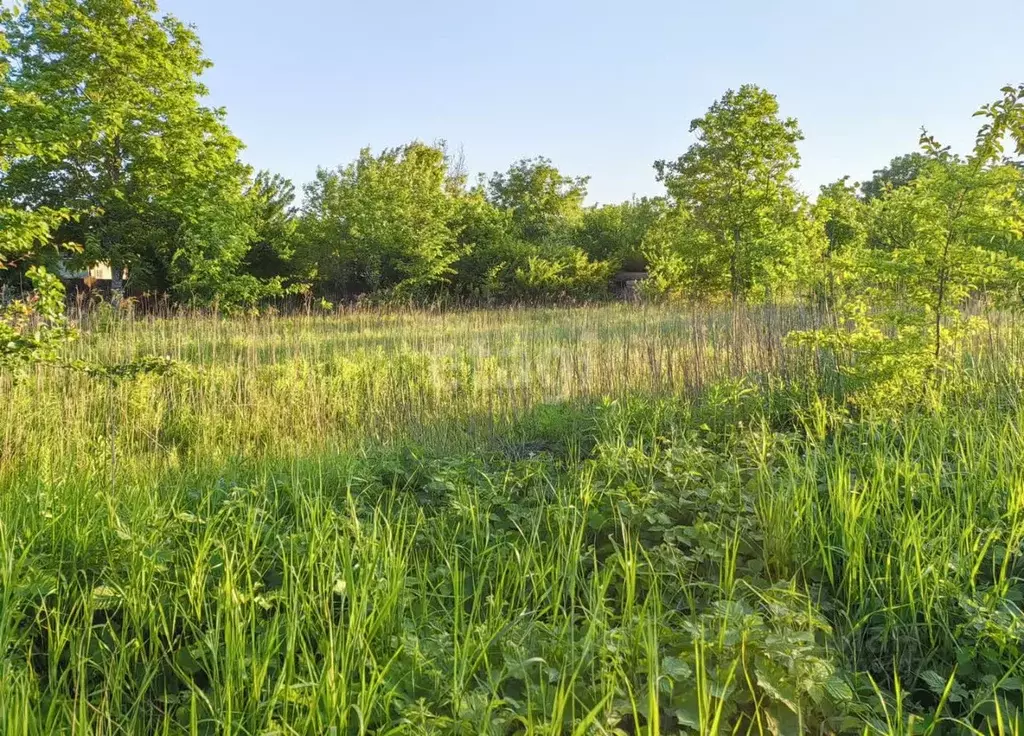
1 304 1023 734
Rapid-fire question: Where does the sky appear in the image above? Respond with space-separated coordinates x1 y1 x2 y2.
160 0 1024 205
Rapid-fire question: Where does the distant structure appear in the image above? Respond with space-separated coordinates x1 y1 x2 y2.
57 259 124 295
612 270 648 301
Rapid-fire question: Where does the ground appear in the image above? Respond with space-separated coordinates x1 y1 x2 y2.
0 304 1022 734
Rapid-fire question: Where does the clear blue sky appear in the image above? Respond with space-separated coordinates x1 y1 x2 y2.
161 0 1024 205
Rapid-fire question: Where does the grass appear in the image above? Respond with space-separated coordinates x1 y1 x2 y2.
1 303 1023 734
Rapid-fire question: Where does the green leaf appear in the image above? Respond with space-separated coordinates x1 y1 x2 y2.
662 656 693 682
824 675 854 703
920 670 947 695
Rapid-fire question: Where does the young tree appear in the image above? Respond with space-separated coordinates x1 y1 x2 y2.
655 85 805 301
0 0 255 300
487 157 589 244
791 85 1024 407
296 142 464 299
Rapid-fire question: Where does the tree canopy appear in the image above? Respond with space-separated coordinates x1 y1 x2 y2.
487 157 589 244
859 152 931 200
0 0 273 306
2 0 1024 327
296 143 465 299
651 84 807 301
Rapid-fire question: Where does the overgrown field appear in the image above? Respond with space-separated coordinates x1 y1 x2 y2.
2 305 1024 735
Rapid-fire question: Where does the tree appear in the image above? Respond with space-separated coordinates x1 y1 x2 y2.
655 85 805 301
447 186 518 299
1 5 78 367
859 152 930 201
812 177 868 308
296 142 464 299
487 158 589 243
0 0 258 302
642 208 722 300
242 171 299 282
576 197 665 271
874 148 1024 361
790 85 1024 408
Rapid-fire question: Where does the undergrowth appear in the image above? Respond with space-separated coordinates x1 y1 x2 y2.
1 306 1023 734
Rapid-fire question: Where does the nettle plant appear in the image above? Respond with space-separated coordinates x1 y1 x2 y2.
791 85 1024 409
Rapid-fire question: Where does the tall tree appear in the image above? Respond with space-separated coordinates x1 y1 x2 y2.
0 5 78 365
296 142 464 299
0 0 255 300
655 85 805 301
487 157 589 243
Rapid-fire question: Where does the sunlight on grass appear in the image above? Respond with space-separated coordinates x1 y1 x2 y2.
1 304 1022 734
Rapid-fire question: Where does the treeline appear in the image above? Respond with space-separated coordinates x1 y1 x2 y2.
0 0 654 309
3 0 1024 317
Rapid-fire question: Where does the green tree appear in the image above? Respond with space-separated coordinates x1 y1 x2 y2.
296 142 464 299
812 177 868 307
487 157 589 243
641 209 720 300
447 186 519 299
1 5 78 367
654 85 805 301
791 85 1024 407
576 197 665 271
859 152 930 201
242 171 299 282
0 0 257 301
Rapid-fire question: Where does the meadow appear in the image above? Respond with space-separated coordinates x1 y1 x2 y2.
1 303 1023 735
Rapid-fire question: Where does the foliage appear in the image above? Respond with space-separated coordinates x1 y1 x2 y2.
446 187 519 299
791 86 1024 409
511 246 614 301
5 0 1023 316
576 197 666 271
0 266 75 369
487 157 589 244
296 142 466 299
0 0 263 305
654 85 807 301
811 177 869 307
641 208 724 301
860 152 931 201
242 170 300 283
0 4 79 366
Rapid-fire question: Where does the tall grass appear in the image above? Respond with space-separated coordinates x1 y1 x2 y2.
2 303 815 473
0 303 1022 734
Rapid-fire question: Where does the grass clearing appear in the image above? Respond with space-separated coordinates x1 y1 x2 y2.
1 304 1023 734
